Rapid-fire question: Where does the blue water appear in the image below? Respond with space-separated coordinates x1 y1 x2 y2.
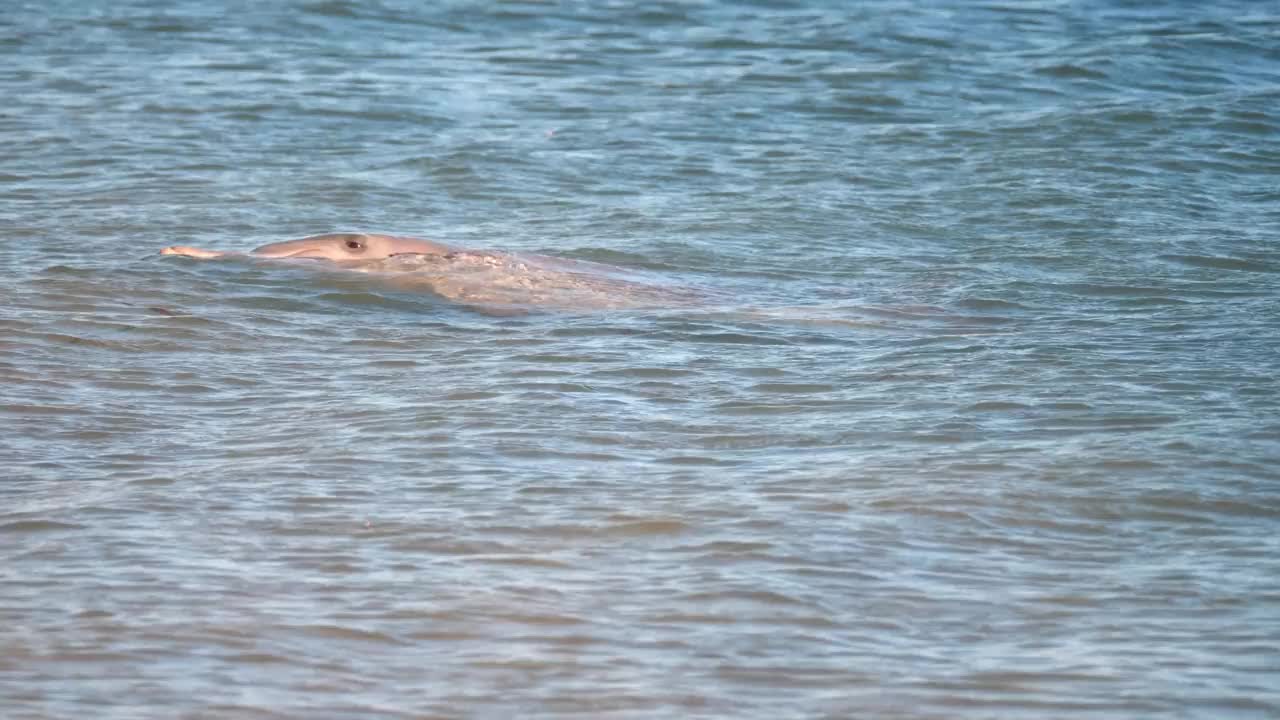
3 1 1279 717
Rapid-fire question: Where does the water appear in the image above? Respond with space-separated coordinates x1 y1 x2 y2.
3 1 1279 717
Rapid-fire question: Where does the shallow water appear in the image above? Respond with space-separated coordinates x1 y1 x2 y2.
3 1 1279 717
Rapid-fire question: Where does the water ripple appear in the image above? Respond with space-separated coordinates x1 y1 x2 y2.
4 0 1280 717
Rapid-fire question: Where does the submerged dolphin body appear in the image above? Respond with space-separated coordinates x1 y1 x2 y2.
159 233 988 330
160 232 698 310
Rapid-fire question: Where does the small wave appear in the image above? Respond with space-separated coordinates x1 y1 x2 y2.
0 519 85 533
1161 254 1279 274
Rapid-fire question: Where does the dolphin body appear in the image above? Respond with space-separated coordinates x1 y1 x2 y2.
160 232 698 310
161 232 458 262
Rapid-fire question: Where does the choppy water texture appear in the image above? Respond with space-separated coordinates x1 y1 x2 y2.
3 1 1280 717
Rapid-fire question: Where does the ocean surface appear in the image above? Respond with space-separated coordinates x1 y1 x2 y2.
3 1 1279 717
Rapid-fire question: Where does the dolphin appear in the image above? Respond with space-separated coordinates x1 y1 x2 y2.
161 232 458 262
158 232 956 325
160 232 701 310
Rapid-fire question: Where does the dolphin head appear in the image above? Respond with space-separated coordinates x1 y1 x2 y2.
251 233 457 262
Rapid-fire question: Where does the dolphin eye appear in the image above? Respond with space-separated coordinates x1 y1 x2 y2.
345 239 365 251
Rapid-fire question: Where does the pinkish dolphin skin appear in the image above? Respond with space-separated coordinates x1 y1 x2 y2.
160 232 702 310
161 232 458 261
